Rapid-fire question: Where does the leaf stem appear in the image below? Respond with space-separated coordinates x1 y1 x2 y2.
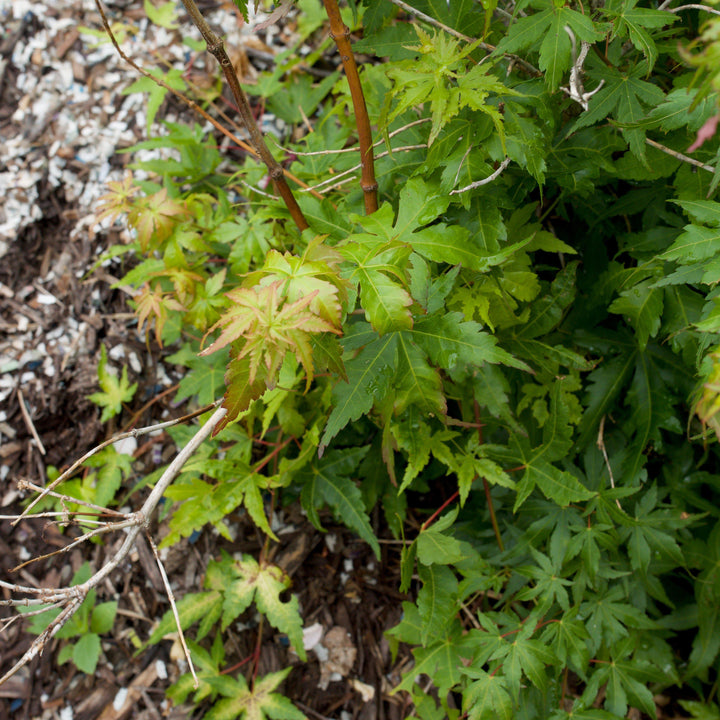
322 0 378 213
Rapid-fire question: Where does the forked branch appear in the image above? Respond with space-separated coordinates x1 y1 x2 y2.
0 405 227 687
180 0 309 230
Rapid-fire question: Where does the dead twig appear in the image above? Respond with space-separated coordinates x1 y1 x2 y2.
0 404 227 687
449 157 511 195
16 388 46 456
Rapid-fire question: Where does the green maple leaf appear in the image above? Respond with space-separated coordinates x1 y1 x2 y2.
87 345 138 423
609 280 663 350
604 0 676 70
568 64 665 160
501 629 556 696
144 0 178 29
163 458 276 547
661 222 720 265
413 312 527 379
219 556 306 661
83 446 133 509
417 563 459 644
463 669 513 720
581 637 657 718
297 446 380 559
495 6 605 90
384 26 510 144
147 591 223 645
393 334 446 416
416 510 466 566
167 343 229 406
623 485 685 573
320 325 398 449
121 68 186 137
621 349 683 482
540 609 591 676
576 348 636 450
205 668 305 720
390 606 467 695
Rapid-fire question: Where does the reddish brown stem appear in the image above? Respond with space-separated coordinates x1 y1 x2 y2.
421 490 460 532
322 0 378 214
180 0 309 231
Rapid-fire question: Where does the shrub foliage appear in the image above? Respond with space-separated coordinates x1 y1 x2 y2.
80 0 720 716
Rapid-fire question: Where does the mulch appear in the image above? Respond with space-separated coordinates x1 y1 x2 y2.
0 2 414 718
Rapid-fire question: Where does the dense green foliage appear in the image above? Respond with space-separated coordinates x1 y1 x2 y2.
84 0 720 716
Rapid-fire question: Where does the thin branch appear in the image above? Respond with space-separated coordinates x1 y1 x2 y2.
17 388 46 455
303 144 427 193
597 416 622 510
147 533 198 688
560 27 604 111
11 516 139 573
179 0 309 230
662 1 720 13
645 137 716 173
449 157 511 195
388 0 541 76
17 400 221 522
389 0 480 45
0 405 228 687
93 1 322 203
283 118 431 157
0 598 84 687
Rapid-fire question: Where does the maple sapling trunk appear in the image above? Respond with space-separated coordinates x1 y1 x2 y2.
322 0 378 214
180 0 309 231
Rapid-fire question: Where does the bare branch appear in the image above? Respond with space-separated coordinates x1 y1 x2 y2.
18 400 221 522
17 388 46 455
449 157 511 195
560 26 604 111
0 405 228 687
646 137 716 173
303 144 428 193
147 533 198 688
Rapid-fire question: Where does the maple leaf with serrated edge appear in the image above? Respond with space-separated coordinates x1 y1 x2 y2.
244 241 348 328
320 325 398 450
95 173 140 224
581 637 658 718
495 6 605 90
389 606 467 695
87 345 138 423
147 591 223 645
217 555 306 661
463 669 513 720
83 446 133 509
204 667 305 720
127 186 188 253
383 27 487 144
568 64 665 160
609 280 663 350
201 280 341 388
604 0 676 70
417 563 459 645
134 282 185 348
412 312 528 378
297 446 380 559
167 343 229 406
